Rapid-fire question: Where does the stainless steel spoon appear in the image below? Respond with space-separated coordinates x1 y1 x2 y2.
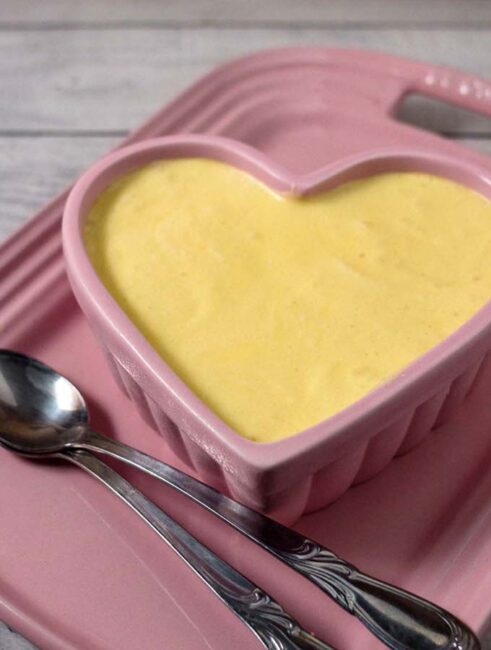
0 349 481 650
0 351 333 650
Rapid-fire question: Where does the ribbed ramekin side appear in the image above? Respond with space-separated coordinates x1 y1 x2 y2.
104 351 232 492
433 356 486 428
397 389 450 456
352 408 414 485
303 441 368 514
302 351 490 514
99 341 491 521
102 351 192 462
223 471 314 524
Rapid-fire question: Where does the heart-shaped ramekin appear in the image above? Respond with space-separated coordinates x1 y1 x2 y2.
63 134 491 522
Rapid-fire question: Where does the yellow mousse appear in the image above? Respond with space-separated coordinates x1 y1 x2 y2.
84 159 491 442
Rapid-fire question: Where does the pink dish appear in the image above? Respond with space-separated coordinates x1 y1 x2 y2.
63 51 491 522
2 47 491 650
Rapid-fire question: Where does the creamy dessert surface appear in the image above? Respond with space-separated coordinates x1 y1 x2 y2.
84 158 491 442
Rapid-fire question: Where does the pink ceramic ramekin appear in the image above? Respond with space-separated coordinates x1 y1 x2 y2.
63 134 491 522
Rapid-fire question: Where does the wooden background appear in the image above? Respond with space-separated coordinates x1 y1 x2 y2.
1 1 491 647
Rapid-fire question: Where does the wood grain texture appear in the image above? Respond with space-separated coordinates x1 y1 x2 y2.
1 29 491 131
0 136 119 240
0 624 36 650
0 0 490 28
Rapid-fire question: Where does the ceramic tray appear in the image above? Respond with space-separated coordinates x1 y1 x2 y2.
1 47 491 649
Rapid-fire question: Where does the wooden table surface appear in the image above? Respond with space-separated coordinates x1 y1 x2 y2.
1 1 491 648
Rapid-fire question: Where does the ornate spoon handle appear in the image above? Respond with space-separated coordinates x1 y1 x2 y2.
272 541 478 650
65 449 334 650
79 430 481 650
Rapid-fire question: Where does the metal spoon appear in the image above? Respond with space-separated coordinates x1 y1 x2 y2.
0 349 481 650
0 351 333 650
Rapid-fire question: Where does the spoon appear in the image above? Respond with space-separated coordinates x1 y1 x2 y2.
0 349 481 650
0 351 333 650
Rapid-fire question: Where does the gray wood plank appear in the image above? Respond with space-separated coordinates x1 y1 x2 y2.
0 136 118 241
1 134 491 243
1 29 491 133
0 623 36 650
396 95 491 136
0 0 490 28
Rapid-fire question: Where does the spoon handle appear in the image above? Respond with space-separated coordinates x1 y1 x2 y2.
64 448 334 650
81 430 481 650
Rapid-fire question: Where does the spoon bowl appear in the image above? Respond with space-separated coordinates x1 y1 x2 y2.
0 350 87 455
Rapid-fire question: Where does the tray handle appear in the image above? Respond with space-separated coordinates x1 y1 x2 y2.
333 50 491 119
402 66 491 116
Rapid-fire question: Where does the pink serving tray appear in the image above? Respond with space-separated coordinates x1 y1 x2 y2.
2 47 491 649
